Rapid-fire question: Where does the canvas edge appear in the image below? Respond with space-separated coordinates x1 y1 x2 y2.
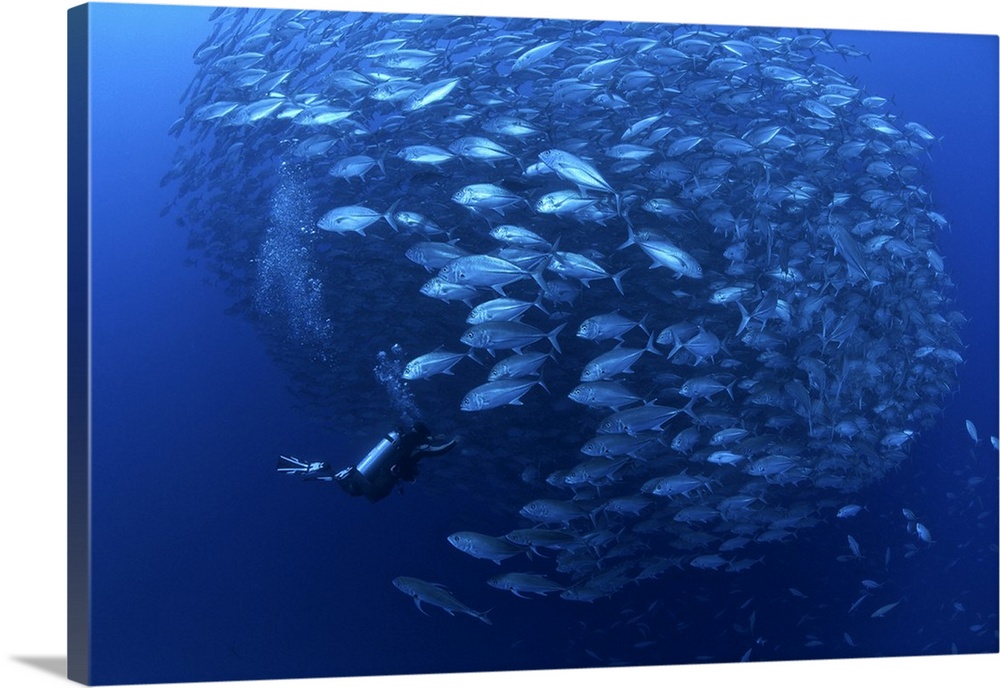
67 3 92 685
57 4 1000 687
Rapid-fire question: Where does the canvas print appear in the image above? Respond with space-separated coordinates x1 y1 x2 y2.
68 2 999 685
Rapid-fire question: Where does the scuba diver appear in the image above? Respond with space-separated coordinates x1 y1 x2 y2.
277 422 457 503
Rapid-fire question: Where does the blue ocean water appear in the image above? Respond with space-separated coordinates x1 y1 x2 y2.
82 3 998 685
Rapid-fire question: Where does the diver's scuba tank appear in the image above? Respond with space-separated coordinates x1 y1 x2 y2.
354 430 403 479
330 424 438 501
331 428 408 500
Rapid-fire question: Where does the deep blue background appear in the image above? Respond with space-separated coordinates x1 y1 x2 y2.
85 4 998 684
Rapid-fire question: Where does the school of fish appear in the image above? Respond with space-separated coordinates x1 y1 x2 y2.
165 8 970 621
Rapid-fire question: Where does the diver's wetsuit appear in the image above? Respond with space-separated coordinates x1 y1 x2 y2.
333 423 456 502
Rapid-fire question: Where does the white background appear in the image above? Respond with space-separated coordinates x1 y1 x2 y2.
1 1 997 687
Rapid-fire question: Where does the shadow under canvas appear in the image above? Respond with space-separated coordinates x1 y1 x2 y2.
12 656 68 680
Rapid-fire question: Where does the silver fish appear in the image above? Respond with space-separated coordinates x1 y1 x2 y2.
447 531 526 564
488 573 565 598
452 184 522 216
622 227 702 279
402 349 472 380
397 145 455 165
511 39 566 72
467 297 543 325
577 312 646 342
392 577 492 625
487 351 551 381
402 77 460 112
461 321 566 356
568 381 643 410
460 378 544 411
316 204 396 236
438 254 535 295
580 332 660 381
966 419 979 444
538 149 615 195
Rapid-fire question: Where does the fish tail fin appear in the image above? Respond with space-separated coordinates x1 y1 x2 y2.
549 234 562 256
536 370 551 396
530 267 548 292
621 200 633 229
637 313 650 337
532 291 550 316
612 267 630 296
617 223 636 251
667 336 684 360
680 398 699 422
383 199 401 232
735 301 751 336
547 323 567 354
644 330 661 356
